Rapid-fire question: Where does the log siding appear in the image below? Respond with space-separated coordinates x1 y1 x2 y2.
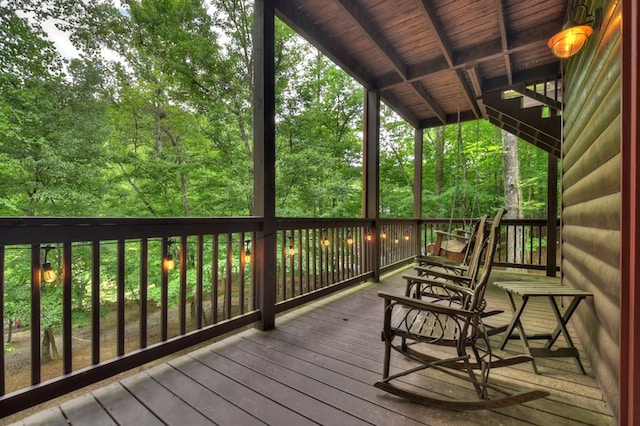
561 0 621 417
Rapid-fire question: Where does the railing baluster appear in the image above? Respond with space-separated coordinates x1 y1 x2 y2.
140 238 148 348
0 245 5 396
290 230 295 297
303 229 309 294
30 244 41 385
91 241 100 364
225 234 232 320
179 236 187 335
312 229 318 290
297 229 303 296
117 240 125 356
212 235 219 324
239 233 245 315
63 242 72 374
161 237 169 341
196 235 204 327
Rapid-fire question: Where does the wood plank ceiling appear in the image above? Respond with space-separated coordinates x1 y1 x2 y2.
275 0 568 155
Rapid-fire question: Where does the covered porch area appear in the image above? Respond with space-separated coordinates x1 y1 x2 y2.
9 268 613 425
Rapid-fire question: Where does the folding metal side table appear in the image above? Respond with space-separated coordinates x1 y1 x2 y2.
493 281 593 375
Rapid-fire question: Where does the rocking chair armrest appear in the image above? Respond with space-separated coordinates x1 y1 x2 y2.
434 230 470 242
402 273 473 298
415 263 468 275
405 271 473 287
377 291 475 317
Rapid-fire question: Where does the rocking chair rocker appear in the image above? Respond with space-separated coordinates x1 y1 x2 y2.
375 210 548 410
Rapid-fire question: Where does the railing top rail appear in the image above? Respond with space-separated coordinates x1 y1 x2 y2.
0 216 263 245
275 217 374 230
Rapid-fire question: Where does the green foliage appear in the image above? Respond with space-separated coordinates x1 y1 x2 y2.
0 0 554 344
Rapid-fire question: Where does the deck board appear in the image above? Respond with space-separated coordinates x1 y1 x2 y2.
8 268 615 426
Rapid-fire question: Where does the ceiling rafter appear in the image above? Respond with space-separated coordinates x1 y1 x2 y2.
455 70 482 119
374 28 555 90
276 0 566 133
495 0 513 86
336 0 450 124
335 0 407 80
415 0 479 120
410 81 447 124
274 0 374 89
415 0 454 67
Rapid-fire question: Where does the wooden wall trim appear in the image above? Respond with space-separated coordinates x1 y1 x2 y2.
620 0 640 423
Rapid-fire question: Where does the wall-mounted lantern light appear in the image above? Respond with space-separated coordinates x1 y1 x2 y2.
548 2 601 58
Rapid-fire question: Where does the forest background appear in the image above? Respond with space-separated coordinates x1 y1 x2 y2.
0 0 555 358
1 0 553 221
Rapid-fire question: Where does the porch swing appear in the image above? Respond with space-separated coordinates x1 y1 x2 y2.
422 116 482 266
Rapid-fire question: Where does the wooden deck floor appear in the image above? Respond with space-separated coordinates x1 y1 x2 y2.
8 268 615 425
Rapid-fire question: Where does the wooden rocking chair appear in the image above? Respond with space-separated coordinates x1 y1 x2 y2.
375 210 548 410
411 213 491 290
415 213 489 275
423 223 477 263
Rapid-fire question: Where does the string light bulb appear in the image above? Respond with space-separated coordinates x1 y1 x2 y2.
164 240 175 270
42 245 57 283
322 230 330 247
244 239 252 263
346 231 353 245
380 229 387 239
287 236 295 256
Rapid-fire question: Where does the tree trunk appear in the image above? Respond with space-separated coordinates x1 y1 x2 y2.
502 130 524 266
434 126 445 195
41 328 59 362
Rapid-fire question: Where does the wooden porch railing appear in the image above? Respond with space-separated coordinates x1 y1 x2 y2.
0 215 558 418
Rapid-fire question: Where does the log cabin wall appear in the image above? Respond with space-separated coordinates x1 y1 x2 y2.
561 0 621 417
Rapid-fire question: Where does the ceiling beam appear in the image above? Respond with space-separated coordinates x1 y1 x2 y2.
274 0 374 89
334 0 407 80
377 18 563 91
415 0 478 122
495 0 513 86
410 81 447 124
456 70 482 118
483 63 561 92
380 93 421 128
415 0 454 67
335 0 451 124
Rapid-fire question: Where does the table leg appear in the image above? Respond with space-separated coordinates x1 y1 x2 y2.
499 292 524 350
545 296 587 374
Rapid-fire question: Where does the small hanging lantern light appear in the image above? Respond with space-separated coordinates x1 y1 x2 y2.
42 245 57 283
244 239 252 263
322 229 330 247
164 239 175 270
287 236 295 256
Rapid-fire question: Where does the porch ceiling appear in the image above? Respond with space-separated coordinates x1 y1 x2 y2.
275 0 567 153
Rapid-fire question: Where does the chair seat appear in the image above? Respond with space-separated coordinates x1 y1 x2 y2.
390 304 472 343
439 239 466 253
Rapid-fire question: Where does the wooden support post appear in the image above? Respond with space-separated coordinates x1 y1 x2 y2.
363 89 380 281
414 128 423 256
253 0 277 330
546 153 558 276
621 0 640 423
